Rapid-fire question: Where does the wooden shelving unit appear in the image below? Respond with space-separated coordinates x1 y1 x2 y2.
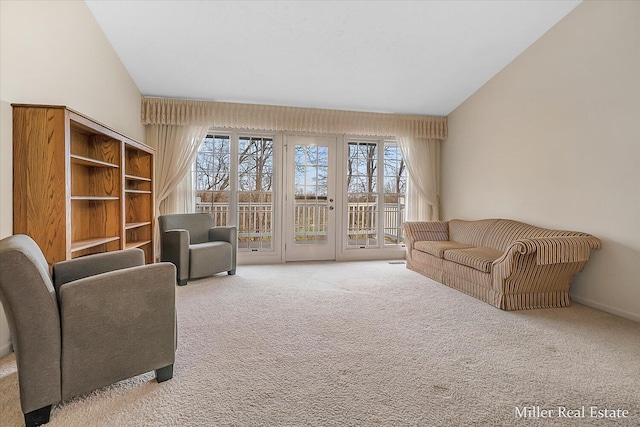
123 142 155 263
13 104 156 265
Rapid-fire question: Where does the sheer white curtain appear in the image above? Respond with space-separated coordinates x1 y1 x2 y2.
396 136 441 221
148 123 209 215
178 171 196 214
147 124 209 257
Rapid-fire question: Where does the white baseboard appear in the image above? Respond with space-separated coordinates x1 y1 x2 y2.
571 295 640 323
0 341 12 358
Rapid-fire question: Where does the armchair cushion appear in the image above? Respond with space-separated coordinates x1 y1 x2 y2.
189 242 233 279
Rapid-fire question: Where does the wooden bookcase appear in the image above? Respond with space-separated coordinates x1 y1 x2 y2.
123 142 155 262
12 104 155 266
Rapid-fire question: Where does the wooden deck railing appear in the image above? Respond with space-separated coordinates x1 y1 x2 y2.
195 200 405 243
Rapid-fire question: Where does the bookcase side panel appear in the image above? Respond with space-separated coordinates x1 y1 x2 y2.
13 106 69 265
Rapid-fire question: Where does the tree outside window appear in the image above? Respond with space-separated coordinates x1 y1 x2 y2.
346 140 405 247
194 134 275 251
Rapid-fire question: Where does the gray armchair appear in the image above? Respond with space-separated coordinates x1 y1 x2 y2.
159 213 237 286
0 235 176 427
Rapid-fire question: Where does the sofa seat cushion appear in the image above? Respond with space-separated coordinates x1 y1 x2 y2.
414 240 474 258
443 247 504 273
189 241 233 278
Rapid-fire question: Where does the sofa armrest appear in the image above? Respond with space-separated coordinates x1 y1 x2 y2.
493 235 602 279
58 263 176 398
52 249 145 292
161 229 190 283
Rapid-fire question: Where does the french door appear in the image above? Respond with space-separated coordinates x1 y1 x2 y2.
284 136 337 261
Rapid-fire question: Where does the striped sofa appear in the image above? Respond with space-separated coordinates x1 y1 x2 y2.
403 219 601 310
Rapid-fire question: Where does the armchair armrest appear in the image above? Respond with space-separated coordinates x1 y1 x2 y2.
209 226 237 274
52 248 145 292
58 262 176 399
208 226 237 245
161 229 190 283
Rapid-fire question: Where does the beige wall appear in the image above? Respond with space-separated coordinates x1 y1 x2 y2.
442 1 640 321
0 1 144 356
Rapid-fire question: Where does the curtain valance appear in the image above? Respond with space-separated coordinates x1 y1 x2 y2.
141 97 447 139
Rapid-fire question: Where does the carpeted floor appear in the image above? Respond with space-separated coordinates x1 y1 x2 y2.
1 261 639 426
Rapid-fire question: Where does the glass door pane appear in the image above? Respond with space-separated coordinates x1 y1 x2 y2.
285 136 336 261
195 135 231 226
237 136 274 250
346 141 378 248
294 145 329 245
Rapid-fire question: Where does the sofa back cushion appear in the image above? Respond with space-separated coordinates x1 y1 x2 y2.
448 219 499 246
481 219 591 251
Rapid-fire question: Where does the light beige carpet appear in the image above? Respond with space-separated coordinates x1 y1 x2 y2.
1 261 639 426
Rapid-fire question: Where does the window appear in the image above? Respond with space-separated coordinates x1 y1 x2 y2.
382 142 406 245
194 134 275 252
345 139 406 248
194 133 405 257
195 135 231 226
237 136 274 250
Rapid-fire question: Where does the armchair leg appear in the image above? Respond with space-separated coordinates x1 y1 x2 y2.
24 405 51 427
156 364 174 382
178 279 188 286
228 269 236 275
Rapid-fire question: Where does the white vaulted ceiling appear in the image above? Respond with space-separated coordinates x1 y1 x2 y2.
85 0 581 116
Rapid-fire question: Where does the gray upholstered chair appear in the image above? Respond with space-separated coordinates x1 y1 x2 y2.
0 235 177 427
158 213 237 286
